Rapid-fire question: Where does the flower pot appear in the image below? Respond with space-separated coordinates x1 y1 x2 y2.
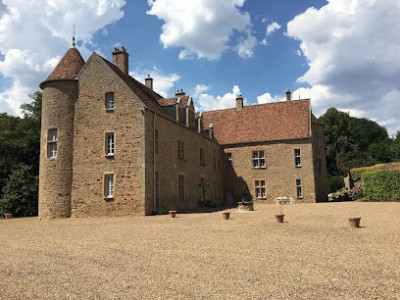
222 212 230 220
169 210 177 218
348 217 361 228
5 213 12 220
275 214 284 223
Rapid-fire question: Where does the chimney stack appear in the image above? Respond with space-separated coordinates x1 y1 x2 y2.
236 94 243 111
145 74 153 90
209 124 214 139
175 89 186 97
112 47 129 74
286 89 291 101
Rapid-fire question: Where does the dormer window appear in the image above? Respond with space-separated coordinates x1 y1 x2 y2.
106 93 114 111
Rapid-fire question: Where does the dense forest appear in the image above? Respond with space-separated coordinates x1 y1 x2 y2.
1 93 399 216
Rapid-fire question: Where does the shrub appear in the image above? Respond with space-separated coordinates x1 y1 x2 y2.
327 176 344 193
350 162 400 181
349 182 363 200
362 170 400 201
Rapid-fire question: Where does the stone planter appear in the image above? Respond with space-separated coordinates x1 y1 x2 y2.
222 212 230 220
5 213 12 220
348 217 361 228
275 214 284 223
169 210 177 218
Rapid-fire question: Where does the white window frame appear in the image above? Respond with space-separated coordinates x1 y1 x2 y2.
105 133 114 156
47 128 58 159
253 150 266 169
294 149 301 167
106 93 114 111
255 180 266 199
296 179 303 198
104 174 114 199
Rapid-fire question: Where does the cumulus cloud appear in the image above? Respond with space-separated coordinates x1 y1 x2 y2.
193 84 243 111
286 0 400 134
257 92 284 104
0 0 126 116
147 0 256 60
131 67 180 98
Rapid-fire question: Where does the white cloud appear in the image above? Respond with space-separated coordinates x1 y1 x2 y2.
261 21 281 46
147 0 256 60
236 34 258 58
131 67 180 98
193 84 242 111
0 0 126 116
257 92 283 104
287 0 400 134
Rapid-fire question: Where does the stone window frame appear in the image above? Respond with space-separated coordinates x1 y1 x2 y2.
105 132 115 157
177 139 185 160
226 152 232 168
296 178 303 198
47 128 58 159
178 174 185 202
105 92 115 111
294 149 301 168
104 173 115 200
255 180 266 199
252 150 266 169
200 147 206 166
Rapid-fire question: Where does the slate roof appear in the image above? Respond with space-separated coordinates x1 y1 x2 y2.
158 96 190 107
101 57 169 117
47 47 85 81
202 100 312 145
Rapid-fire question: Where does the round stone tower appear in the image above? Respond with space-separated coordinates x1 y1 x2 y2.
38 46 85 219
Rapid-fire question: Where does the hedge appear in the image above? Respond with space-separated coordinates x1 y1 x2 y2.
351 162 400 181
362 170 400 201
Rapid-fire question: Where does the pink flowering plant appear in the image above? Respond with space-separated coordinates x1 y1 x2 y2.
349 182 363 200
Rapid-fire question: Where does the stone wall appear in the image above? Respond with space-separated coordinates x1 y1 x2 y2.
222 139 318 204
146 111 224 214
70 57 146 217
39 80 77 219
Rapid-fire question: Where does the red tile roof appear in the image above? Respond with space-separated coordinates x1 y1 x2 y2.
47 47 85 81
158 96 190 107
202 100 312 145
101 57 169 117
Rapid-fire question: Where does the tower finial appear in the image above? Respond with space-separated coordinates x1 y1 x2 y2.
72 24 76 48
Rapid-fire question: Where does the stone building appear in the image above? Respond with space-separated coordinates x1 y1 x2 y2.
38 45 327 219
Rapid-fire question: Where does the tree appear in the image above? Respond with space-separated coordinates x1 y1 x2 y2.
0 163 38 217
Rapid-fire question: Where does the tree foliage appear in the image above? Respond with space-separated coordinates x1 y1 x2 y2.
0 92 41 217
318 108 398 176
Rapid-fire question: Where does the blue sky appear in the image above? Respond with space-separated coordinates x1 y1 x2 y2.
0 0 399 135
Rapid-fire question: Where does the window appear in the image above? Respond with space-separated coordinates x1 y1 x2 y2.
47 129 57 159
104 174 114 198
315 159 321 176
200 148 205 166
294 149 301 167
155 130 158 155
105 133 114 156
296 179 302 198
255 180 266 199
178 174 184 201
226 152 232 168
253 151 265 169
314 132 319 142
177 140 184 160
106 93 114 110
213 150 216 169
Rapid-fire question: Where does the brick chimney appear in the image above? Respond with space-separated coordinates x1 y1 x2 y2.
286 89 291 101
145 74 153 90
236 94 243 111
112 47 129 74
175 89 186 97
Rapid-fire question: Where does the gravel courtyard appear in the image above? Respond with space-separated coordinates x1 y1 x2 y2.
1 202 399 299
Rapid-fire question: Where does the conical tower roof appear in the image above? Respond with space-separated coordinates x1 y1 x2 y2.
46 47 85 81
